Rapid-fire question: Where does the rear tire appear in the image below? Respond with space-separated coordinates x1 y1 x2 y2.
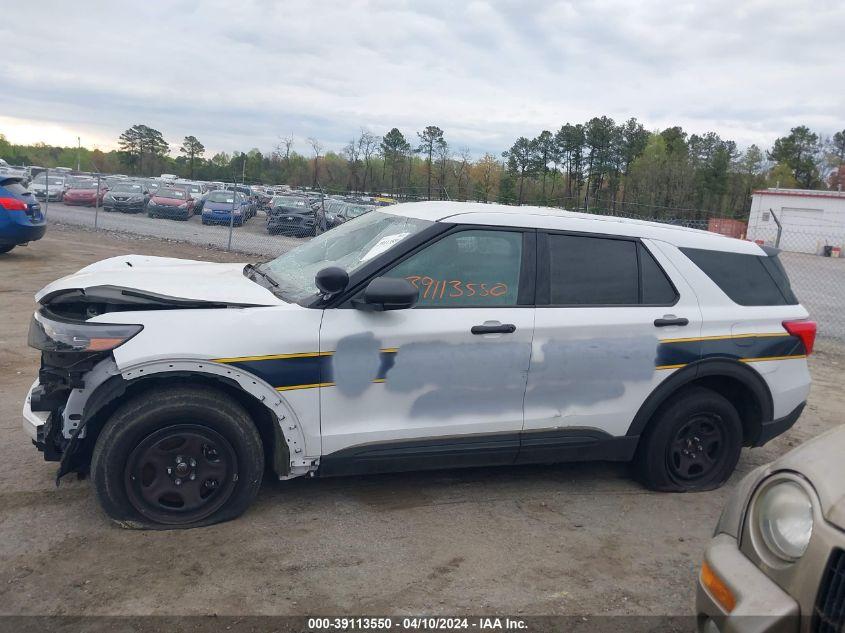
91 385 264 529
633 387 742 492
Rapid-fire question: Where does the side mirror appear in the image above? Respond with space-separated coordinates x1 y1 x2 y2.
315 266 349 295
358 277 418 311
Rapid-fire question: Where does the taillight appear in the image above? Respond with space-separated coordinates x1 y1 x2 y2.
783 320 817 356
0 197 28 211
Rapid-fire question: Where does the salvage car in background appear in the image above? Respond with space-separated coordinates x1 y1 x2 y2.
267 195 316 236
0 176 46 253
103 181 149 213
63 179 107 206
22 201 815 529
29 173 68 202
697 424 844 633
146 187 194 220
201 190 250 226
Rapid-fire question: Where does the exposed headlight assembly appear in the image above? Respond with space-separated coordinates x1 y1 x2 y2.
754 479 814 562
28 311 143 353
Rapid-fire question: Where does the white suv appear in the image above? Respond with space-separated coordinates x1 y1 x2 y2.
22 202 815 528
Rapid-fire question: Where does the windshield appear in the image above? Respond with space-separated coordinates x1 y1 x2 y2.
33 176 64 186
263 210 432 302
272 196 307 207
157 189 186 199
111 183 144 193
70 181 97 189
344 204 372 218
207 191 238 203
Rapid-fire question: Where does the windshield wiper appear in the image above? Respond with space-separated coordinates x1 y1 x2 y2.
243 263 279 288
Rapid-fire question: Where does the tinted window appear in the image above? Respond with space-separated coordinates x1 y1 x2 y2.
386 230 523 307
548 235 638 305
760 255 799 304
3 182 29 195
639 244 678 304
680 248 797 306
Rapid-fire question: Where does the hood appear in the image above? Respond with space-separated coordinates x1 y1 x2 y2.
770 424 845 530
35 255 285 307
66 189 97 196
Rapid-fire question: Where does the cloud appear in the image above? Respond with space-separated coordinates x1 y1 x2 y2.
0 0 842 155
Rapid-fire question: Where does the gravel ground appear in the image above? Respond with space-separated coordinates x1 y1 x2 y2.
779 251 845 342
0 225 843 617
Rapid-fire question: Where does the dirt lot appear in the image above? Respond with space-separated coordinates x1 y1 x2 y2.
0 225 843 617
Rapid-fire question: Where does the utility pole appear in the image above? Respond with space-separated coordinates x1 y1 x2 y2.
76 137 81 171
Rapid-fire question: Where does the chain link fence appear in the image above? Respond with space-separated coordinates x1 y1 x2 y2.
35 179 844 345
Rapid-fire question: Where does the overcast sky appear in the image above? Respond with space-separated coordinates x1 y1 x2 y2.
2 0 843 157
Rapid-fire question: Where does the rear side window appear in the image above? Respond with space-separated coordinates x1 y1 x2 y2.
680 248 798 306
3 182 29 196
548 235 639 305
638 244 678 304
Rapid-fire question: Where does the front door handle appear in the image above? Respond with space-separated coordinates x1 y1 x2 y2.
471 323 517 335
654 317 689 327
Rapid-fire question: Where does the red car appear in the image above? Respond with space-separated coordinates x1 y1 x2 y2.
146 187 195 220
62 181 107 206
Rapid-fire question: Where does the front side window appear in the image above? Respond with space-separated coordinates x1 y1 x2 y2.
385 230 523 307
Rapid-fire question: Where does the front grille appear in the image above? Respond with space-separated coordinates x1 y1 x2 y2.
814 548 845 633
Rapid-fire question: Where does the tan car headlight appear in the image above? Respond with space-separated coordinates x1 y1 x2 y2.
756 480 814 562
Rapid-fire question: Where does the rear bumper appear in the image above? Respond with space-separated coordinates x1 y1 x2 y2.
0 220 46 246
696 533 799 633
753 402 805 447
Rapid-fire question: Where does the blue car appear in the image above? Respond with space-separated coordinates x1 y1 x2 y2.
201 191 250 226
0 177 46 254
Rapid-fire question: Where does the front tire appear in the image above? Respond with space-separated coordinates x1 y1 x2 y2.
633 387 742 492
91 386 264 529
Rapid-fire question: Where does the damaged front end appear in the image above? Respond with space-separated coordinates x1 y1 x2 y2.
26 307 143 477
25 285 249 481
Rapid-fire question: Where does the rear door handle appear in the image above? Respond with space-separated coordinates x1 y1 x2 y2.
654 317 689 327
471 323 517 335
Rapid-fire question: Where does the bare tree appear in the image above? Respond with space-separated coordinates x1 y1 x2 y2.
435 138 450 199
358 130 380 193
343 138 361 191
275 135 294 162
452 148 472 200
307 137 322 188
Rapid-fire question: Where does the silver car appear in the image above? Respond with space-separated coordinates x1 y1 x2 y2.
697 425 845 632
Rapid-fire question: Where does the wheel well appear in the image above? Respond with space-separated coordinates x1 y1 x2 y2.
76 373 288 476
676 376 762 445
629 360 773 447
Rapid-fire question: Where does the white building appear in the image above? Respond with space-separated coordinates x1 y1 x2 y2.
747 188 845 255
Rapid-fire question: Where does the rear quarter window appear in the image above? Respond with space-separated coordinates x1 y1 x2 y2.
680 247 798 306
3 182 29 196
